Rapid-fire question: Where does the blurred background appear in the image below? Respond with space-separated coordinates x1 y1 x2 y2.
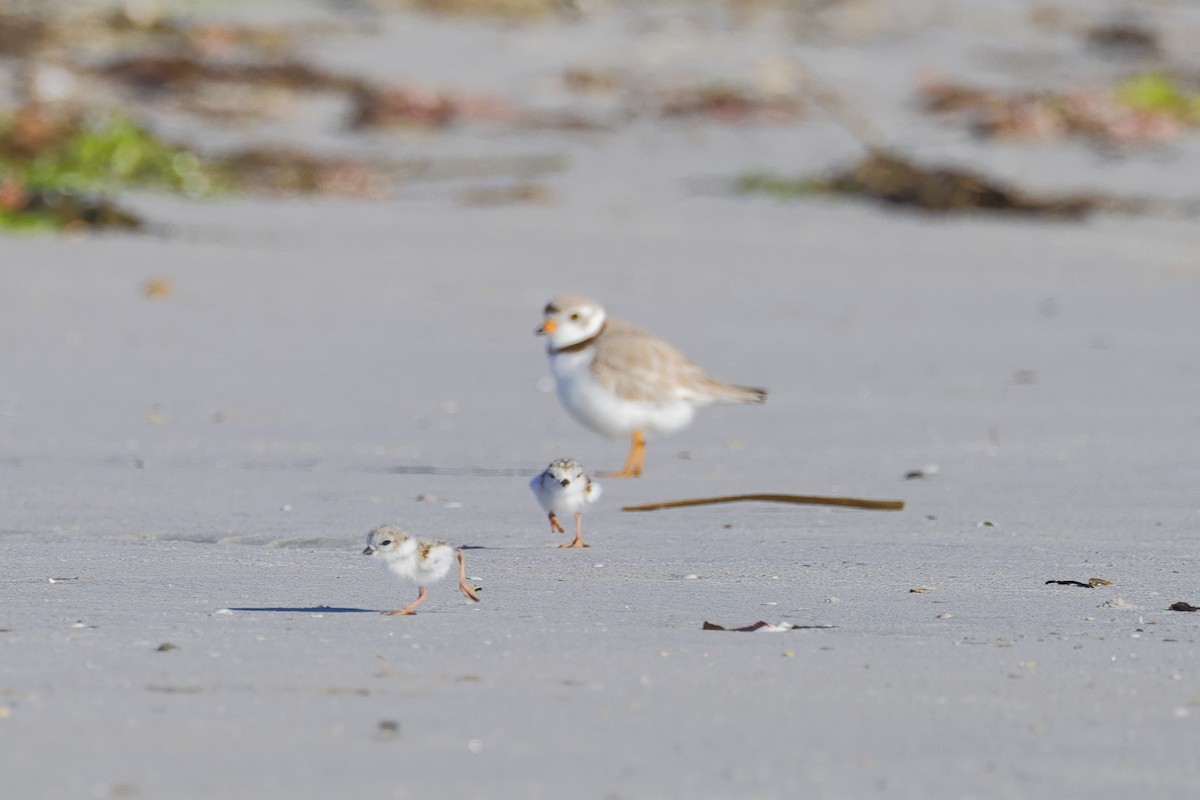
3 0 1200 231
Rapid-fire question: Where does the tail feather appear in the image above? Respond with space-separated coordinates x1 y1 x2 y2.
705 380 768 404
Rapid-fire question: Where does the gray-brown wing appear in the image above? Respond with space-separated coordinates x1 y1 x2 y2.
590 320 712 404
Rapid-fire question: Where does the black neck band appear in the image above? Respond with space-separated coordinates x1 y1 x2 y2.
553 322 606 355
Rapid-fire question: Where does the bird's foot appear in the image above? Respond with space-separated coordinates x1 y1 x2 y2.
598 467 641 479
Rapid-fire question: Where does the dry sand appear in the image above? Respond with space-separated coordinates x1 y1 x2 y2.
3 2 1199 798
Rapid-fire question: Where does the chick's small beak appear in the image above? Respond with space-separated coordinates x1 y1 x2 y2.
362 546 375 556
536 319 557 336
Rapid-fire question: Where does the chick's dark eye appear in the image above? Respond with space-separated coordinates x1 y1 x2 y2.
380 540 392 546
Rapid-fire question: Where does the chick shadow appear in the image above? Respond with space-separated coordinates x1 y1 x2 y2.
376 465 538 477
227 605 379 613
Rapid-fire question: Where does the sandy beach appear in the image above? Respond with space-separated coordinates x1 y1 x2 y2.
3 2 1199 798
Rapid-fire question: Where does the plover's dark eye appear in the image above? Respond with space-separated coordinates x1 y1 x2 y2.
381 540 392 546
569 312 580 321
560 478 570 486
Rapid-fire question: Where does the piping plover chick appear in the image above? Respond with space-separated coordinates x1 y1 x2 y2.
530 458 601 548
362 525 480 615
536 294 767 478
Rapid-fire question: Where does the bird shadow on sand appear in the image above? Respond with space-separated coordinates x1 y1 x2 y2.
227 605 378 613
372 464 539 478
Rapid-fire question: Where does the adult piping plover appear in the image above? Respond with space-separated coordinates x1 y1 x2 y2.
536 294 767 477
530 458 602 548
362 525 480 616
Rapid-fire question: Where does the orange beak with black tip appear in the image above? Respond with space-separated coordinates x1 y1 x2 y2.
536 319 556 336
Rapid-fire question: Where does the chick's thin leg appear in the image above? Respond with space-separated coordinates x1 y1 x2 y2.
457 550 481 602
559 511 589 548
383 586 427 616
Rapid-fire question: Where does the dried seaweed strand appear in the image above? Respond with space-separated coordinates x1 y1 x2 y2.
621 494 904 512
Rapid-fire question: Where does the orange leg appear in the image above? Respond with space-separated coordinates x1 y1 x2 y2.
559 511 589 548
604 429 645 478
383 586 427 616
548 512 565 534
457 550 481 602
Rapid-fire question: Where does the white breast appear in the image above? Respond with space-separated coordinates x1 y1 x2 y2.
548 350 697 437
531 473 591 517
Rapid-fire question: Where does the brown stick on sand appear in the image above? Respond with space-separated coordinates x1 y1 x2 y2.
621 494 905 512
